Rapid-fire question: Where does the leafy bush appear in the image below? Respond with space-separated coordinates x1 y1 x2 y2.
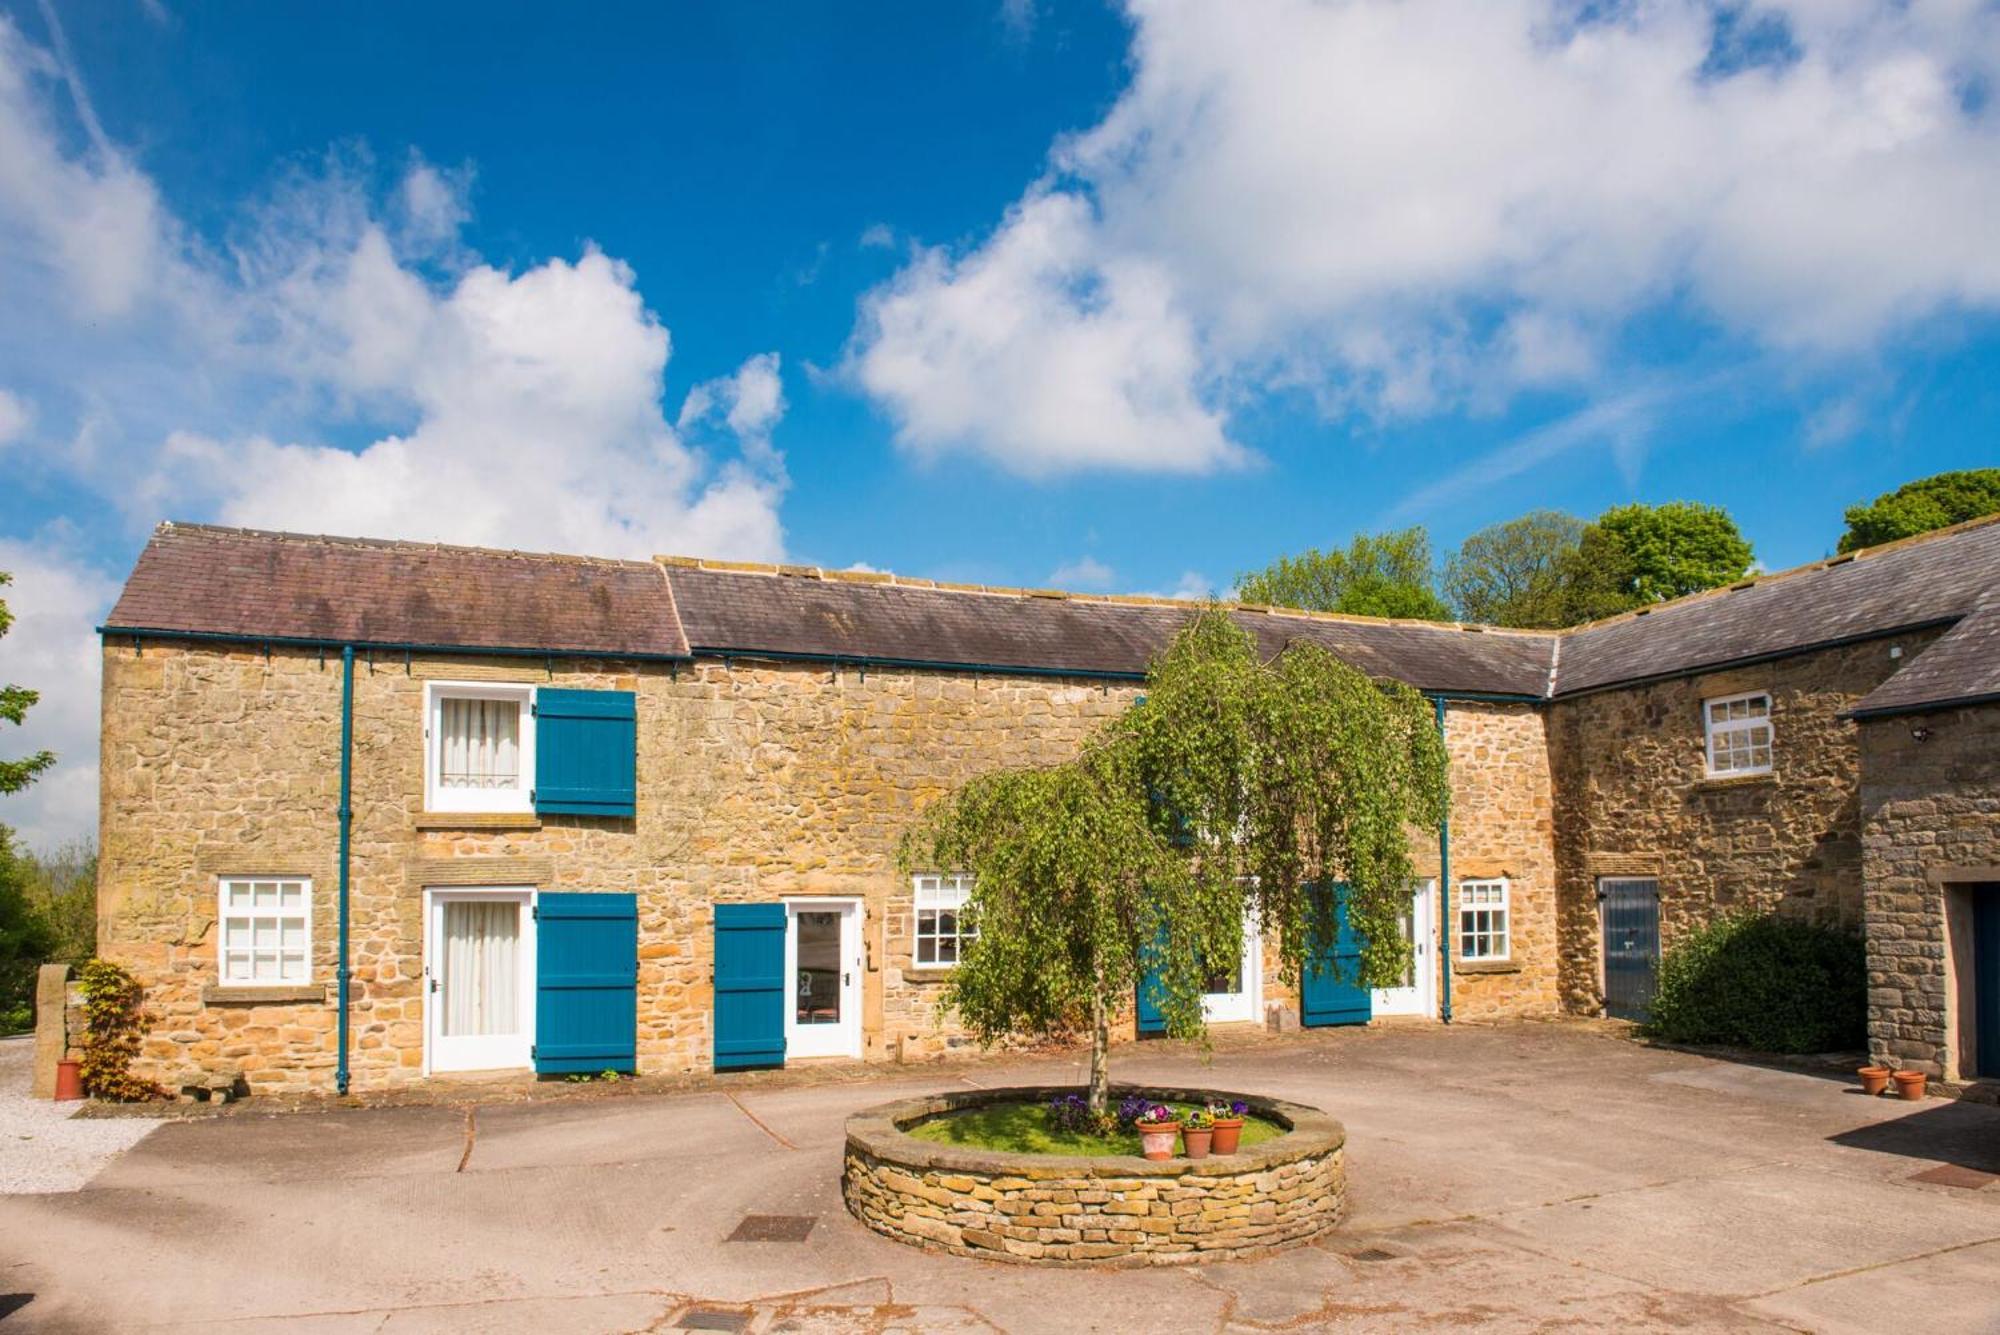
76 959 166 1102
1644 912 1865 1053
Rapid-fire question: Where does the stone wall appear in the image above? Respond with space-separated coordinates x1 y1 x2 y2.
1859 705 2000 1079
843 1086 1346 1265
1546 633 1935 1015
98 639 1565 1094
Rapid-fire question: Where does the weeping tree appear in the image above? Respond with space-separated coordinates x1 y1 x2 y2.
900 609 1450 1114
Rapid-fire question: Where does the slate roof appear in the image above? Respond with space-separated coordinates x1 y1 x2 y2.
102 524 690 659
101 514 2000 708
1849 605 2000 717
663 563 1554 695
1553 513 2000 699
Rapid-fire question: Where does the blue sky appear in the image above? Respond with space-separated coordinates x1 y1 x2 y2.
2 0 1999 843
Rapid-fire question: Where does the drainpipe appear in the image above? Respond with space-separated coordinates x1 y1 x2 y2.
336 644 355 1095
1435 695 1453 1025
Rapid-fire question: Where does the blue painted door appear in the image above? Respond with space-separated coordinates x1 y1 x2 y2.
534 893 638 1074
1302 886 1372 1027
1600 878 1661 1022
1975 887 2000 1079
714 903 787 1070
1135 924 1168 1036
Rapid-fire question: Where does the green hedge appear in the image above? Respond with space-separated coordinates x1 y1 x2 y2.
1644 912 1865 1053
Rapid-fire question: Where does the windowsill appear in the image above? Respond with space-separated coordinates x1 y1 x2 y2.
1453 959 1520 976
1694 772 1775 792
904 967 959 983
415 811 542 831
202 984 328 1006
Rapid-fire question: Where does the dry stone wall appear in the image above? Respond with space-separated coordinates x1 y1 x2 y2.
1545 634 1935 1015
1859 705 2000 1079
843 1087 1347 1265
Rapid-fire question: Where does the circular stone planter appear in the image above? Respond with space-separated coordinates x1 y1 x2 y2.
843 1084 1346 1267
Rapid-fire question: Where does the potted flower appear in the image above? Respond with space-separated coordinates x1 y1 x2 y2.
1856 1064 1892 1097
1134 1103 1180 1161
1208 1099 1249 1154
1182 1106 1215 1159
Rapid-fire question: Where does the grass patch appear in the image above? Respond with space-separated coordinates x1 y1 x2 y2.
905 1100 1287 1158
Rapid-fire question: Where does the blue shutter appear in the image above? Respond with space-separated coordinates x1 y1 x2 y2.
1974 891 2000 1079
1301 884 1373 1027
714 903 786 1070
535 688 636 817
534 893 638 1074
1135 923 1169 1037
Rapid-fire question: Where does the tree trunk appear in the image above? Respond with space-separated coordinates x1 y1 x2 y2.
1087 989 1111 1115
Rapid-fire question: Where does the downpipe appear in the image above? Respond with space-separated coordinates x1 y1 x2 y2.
1435 695 1452 1025
337 644 354 1095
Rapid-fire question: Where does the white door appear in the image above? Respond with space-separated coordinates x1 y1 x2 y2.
785 899 862 1060
426 889 536 1073
1373 881 1436 1017
1201 911 1263 1024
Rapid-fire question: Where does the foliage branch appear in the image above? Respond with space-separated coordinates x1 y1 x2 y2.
901 609 1449 1113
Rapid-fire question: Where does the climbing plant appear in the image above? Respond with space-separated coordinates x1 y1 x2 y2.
901 608 1449 1114
76 958 165 1102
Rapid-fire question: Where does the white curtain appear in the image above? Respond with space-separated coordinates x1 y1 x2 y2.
439 698 520 789
443 901 519 1036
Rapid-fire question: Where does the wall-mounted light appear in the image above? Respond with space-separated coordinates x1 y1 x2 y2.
1909 724 1932 743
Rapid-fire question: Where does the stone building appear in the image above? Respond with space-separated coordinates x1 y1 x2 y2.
94 517 2000 1094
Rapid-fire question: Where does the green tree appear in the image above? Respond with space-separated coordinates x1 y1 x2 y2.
1235 528 1451 621
1 571 55 795
22 839 95 967
1583 501 1754 605
1838 468 2000 553
902 609 1450 1113
0 828 55 1034
1442 511 1588 628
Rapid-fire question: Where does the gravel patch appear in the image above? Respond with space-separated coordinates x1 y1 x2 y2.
0 1034 159 1193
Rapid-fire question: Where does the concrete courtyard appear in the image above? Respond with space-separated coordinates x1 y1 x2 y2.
1 1022 1997 1333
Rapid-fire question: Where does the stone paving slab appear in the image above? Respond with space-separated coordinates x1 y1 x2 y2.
1 1023 1997 1332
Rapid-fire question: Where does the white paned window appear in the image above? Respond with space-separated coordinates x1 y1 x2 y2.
425 683 535 813
913 874 975 967
1458 878 1510 962
1704 691 1774 777
218 878 312 985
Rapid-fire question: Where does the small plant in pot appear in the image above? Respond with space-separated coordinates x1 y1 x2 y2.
1208 1099 1249 1154
1181 1106 1215 1160
1135 1103 1180 1161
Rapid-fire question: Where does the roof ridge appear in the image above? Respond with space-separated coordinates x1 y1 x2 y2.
158 520 662 571
651 552 1560 639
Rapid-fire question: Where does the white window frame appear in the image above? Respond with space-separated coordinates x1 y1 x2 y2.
424 681 536 814
217 876 313 987
911 874 975 969
1703 690 1774 777
1457 877 1511 963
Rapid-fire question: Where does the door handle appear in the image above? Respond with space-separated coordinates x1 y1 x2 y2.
429 976 440 994
844 971 852 986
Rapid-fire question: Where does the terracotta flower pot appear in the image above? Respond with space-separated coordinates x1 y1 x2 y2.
1137 1122 1180 1161
1857 1066 1892 1097
1892 1070 1927 1101
53 1059 83 1102
1182 1126 1213 1160
1210 1117 1245 1155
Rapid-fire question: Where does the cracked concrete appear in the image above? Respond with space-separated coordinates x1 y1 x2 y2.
0 1023 1995 1333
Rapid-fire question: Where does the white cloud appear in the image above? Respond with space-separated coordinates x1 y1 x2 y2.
849 188 1243 477
858 222 897 251
1049 555 1114 589
0 15 795 839
0 534 116 850
0 389 28 447
1128 570 1213 601
850 0 2000 475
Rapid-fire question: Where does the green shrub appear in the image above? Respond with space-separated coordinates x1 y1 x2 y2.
1644 912 1865 1053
